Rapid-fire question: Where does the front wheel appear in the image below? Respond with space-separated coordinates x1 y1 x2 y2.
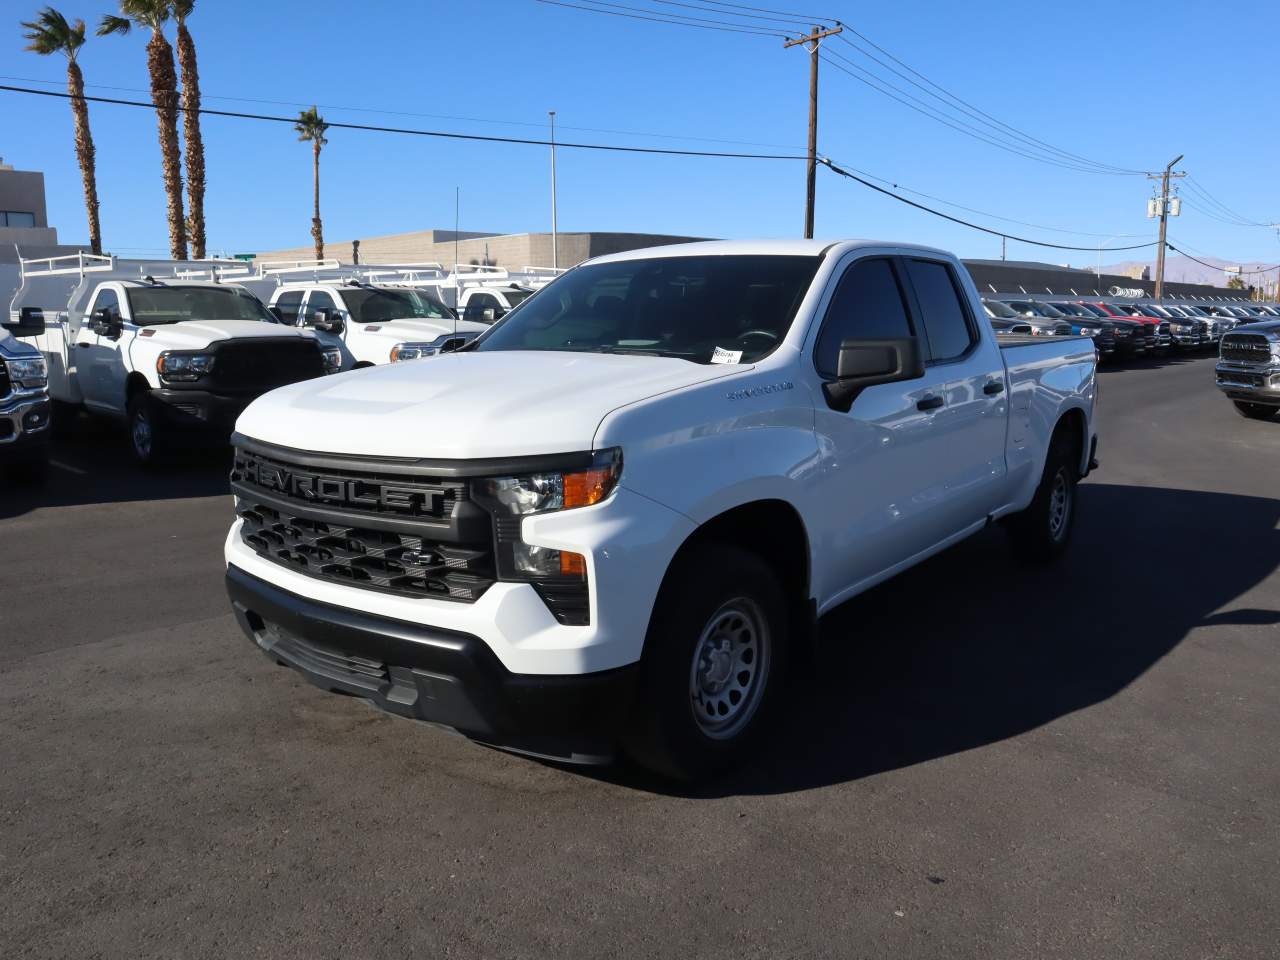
1007 432 1078 563
623 543 789 781
127 393 167 466
1233 400 1278 421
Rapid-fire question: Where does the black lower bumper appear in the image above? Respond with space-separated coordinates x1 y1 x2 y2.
151 388 257 433
226 565 637 763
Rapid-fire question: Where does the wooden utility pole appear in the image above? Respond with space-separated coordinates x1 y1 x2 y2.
785 24 842 239
1149 154 1184 301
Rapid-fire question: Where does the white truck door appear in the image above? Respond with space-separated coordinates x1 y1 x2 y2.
899 256 1008 533
77 286 130 414
808 255 954 595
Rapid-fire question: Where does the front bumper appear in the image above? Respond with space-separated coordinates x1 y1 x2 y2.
1216 363 1280 405
226 565 637 763
151 388 258 433
0 392 52 462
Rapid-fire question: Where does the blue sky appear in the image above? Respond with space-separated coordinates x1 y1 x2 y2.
6 0 1279 266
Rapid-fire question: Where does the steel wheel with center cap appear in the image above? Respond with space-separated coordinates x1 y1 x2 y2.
127 393 167 466
1007 425 1079 562
625 543 789 781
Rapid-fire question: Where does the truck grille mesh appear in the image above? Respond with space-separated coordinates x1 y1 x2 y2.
236 498 494 601
0 363 10 402
210 339 324 392
1221 334 1272 364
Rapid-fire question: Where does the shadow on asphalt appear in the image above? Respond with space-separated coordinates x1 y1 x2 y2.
1099 349 1212 373
0 411 231 519
586 482 1280 798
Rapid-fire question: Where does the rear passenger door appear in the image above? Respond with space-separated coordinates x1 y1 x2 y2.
899 257 1008 537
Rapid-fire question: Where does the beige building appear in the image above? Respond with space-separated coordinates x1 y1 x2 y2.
0 158 88 263
253 229 708 270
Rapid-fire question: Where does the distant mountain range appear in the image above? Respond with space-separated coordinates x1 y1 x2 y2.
1097 254 1276 287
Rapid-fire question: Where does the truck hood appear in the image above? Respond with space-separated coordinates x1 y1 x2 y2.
235 350 745 458
140 319 316 349
346 317 488 344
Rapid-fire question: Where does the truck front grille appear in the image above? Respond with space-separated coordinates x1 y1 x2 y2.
0 363 10 402
1221 334 1273 364
209 338 324 392
231 444 495 603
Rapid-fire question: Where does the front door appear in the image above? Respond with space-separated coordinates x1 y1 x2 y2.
78 287 130 414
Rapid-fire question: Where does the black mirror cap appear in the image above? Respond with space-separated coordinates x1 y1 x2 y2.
6 306 46 336
823 337 924 412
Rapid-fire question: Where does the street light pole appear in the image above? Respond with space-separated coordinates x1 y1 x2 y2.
549 110 559 270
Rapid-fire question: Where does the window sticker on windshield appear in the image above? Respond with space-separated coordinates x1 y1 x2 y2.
711 346 744 364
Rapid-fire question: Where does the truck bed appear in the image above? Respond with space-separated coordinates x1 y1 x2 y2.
996 332 1090 349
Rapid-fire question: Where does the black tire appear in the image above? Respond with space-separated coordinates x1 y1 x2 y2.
1233 401 1278 421
127 392 167 466
1008 431 1079 563
622 543 789 781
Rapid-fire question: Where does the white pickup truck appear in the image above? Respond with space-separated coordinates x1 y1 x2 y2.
260 279 486 369
223 240 1098 778
0 314 52 479
9 255 340 463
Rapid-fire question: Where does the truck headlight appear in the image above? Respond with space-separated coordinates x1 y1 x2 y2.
1113 326 1131 337
156 351 215 382
5 355 47 388
321 346 342 374
1080 327 1100 336
390 342 438 362
474 449 622 621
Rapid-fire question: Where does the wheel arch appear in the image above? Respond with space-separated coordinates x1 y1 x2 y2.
1053 405 1089 477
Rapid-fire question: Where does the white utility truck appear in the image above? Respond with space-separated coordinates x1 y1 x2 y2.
223 240 1099 779
9 255 340 463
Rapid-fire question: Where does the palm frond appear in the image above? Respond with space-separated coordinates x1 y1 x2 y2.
96 13 131 35
21 6 84 57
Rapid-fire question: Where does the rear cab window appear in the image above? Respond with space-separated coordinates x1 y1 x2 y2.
902 259 977 363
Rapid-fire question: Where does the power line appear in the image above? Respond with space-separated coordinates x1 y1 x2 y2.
1182 177 1275 227
533 0 789 36
820 158 1160 251
0 83 808 160
1166 243 1280 276
824 157 1148 238
830 30 1145 177
0 72 805 151
687 0 839 21
819 53 1122 176
642 0 810 29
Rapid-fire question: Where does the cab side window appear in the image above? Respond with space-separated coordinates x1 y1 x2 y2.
91 288 122 321
274 290 303 325
305 290 340 322
813 257 913 378
903 259 976 363
463 293 502 323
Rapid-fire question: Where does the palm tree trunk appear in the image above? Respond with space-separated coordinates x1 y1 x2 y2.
311 141 323 261
147 31 187 260
176 23 205 260
66 61 102 256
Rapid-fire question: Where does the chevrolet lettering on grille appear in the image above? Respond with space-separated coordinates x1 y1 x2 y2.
235 452 446 516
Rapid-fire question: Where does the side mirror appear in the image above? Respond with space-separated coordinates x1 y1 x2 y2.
5 306 46 337
823 338 924 412
306 308 344 335
90 308 123 339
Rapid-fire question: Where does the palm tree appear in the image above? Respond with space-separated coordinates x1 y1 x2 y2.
295 106 329 261
22 7 102 255
170 0 205 259
98 0 187 260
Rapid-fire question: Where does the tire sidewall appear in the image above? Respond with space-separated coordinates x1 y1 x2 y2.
626 544 790 779
127 394 162 466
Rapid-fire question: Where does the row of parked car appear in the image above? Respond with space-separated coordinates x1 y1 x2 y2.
981 295 1279 362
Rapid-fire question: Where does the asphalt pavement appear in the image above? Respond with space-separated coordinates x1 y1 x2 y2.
2 353 1278 959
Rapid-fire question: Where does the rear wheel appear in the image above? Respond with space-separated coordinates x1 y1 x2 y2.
1233 400 1278 421
623 543 789 781
1008 431 1078 563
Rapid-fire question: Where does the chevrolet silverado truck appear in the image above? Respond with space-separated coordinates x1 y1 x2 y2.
0 312 52 479
9 255 340 464
1216 320 1280 420
224 240 1099 779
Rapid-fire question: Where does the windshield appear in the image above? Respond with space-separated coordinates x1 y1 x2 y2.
983 299 1018 318
1049 302 1088 317
125 285 274 325
471 255 821 363
341 287 454 323
1078 302 1108 318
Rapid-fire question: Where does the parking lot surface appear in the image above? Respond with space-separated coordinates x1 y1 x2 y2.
3 354 1278 959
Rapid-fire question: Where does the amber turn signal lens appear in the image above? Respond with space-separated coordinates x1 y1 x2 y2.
559 551 587 577
563 467 616 509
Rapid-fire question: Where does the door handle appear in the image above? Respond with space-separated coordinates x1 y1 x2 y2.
983 380 1005 395
76 341 91 349
916 395 944 412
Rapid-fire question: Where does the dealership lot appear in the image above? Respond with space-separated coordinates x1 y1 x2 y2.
2 354 1278 959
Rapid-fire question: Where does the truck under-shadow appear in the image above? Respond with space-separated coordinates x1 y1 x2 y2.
589 482 1280 797
0 411 231 519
